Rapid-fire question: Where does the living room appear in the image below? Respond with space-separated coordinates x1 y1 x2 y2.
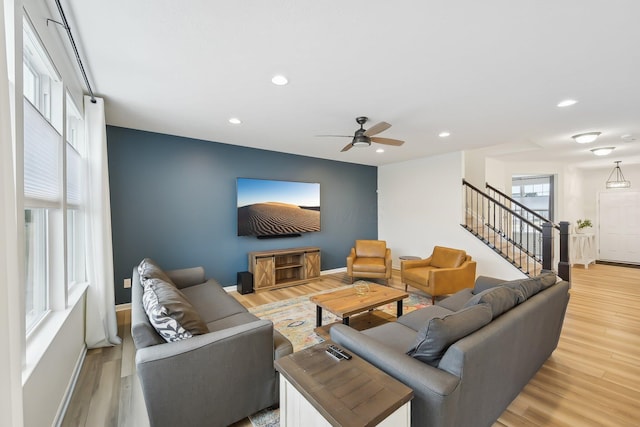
2 1 640 427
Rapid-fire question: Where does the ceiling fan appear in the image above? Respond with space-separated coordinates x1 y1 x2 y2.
318 116 405 152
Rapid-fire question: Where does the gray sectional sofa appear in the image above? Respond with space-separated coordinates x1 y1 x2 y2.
131 259 293 427
331 271 570 427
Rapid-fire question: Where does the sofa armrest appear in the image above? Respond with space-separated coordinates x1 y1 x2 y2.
401 256 432 271
346 248 356 273
330 324 459 397
136 319 278 427
165 266 206 289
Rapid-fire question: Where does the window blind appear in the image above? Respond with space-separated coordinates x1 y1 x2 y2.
24 98 61 204
66 143 82 206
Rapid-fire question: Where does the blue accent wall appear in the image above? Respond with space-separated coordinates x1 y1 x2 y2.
107 126 378 304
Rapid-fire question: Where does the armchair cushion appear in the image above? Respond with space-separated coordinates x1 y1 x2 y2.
355 240 387 258
430 246 467 269
352 257 387 273
143 278 209 342
408 303 492 366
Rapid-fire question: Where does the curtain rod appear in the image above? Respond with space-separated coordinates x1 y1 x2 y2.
48 0 96 104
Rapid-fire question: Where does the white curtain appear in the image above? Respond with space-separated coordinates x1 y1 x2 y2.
1 0 25 424
84 95 121 348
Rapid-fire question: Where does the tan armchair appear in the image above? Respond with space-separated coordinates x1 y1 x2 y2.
401 246 476 304
346 240 392 285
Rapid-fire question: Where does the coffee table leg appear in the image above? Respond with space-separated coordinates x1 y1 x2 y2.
316 306 322 327
397 300 403 317
342 317 350 326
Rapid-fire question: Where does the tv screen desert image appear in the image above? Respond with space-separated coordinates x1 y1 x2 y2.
237 178 320 237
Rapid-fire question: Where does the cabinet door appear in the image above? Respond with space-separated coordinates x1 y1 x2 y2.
254 256 275 289
304 251 320 279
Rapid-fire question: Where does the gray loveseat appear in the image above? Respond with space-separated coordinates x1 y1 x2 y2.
331 271 570 427
132 259 293 427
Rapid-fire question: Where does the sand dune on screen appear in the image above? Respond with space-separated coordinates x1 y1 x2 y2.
238 202 320 236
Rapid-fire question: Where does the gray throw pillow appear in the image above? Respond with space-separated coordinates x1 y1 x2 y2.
538 270 557 289
142 278 209 342
502 277 542 301
436 288 475 312
408 303 492 367
464 286 522 319
138 258 175 287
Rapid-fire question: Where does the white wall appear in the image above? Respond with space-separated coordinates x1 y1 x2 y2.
378 151 526 280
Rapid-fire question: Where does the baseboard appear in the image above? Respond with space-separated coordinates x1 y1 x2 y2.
596 260 640 269
53 344 87 427
116 303 131 311
320 267 346 275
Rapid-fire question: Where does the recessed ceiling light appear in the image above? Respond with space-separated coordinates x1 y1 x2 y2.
376 148 385 153
590 147 615 156
271 75 289 86
439 131 451 138
228 117 242 125
557 99 578 107
572 132 601 144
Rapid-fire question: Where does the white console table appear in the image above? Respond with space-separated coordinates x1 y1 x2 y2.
570 233 596 269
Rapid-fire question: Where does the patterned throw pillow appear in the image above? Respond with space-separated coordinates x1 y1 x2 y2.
138 258 175 287
142 278 208 342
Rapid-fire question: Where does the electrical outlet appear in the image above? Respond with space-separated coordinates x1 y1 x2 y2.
124 278 132 288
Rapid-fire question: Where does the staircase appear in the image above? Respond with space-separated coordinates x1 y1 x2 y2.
461 179 571 281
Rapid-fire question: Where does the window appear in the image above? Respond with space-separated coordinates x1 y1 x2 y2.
22 17 63 333
66 94 86 287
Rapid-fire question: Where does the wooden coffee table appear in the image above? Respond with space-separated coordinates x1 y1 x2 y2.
310 283 408 331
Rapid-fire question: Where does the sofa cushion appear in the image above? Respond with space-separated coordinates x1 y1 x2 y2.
181 281 248 323
464 286 523 319
205 312 260 333
362 322 419 353
430 246 466 268
138 258 175 286
436 288 475 312
142 278 209 342
409 303 492 366
397 305 454 332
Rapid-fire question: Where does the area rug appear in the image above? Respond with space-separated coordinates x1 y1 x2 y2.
247 286 432 427
248 286 432 352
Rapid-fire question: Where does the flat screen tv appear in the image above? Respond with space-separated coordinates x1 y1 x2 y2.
237 178 321 238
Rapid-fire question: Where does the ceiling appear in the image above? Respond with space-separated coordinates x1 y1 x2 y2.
56 0 640 168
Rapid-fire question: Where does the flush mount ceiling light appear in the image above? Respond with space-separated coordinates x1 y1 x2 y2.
590 147 615 156
228 117 242 125
572 132 601 144
557 99 578 107
606 161 631 189
438 131 451 138
271 75 289 86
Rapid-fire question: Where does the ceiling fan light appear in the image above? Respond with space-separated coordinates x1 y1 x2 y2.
572 132 601 144
352 135 371 147
557 99 578 107
590 147 615 156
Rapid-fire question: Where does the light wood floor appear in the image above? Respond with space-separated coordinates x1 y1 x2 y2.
61 264 640 426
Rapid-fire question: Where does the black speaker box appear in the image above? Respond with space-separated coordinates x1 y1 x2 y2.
237 271 254 295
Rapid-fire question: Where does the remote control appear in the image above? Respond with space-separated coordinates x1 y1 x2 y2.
325 346 343 360
327 344 352 360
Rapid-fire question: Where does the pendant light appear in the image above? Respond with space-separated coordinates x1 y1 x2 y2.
606 161 631 189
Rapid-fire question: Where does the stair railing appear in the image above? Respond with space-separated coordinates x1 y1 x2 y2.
462 179 570 281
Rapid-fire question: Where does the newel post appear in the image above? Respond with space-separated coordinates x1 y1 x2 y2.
557 221 571 283
542 223 553 271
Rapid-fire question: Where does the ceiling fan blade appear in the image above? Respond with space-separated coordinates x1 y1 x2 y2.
316 134 352 138
371 136 405 146
341 143 354 152
363 121 391 137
